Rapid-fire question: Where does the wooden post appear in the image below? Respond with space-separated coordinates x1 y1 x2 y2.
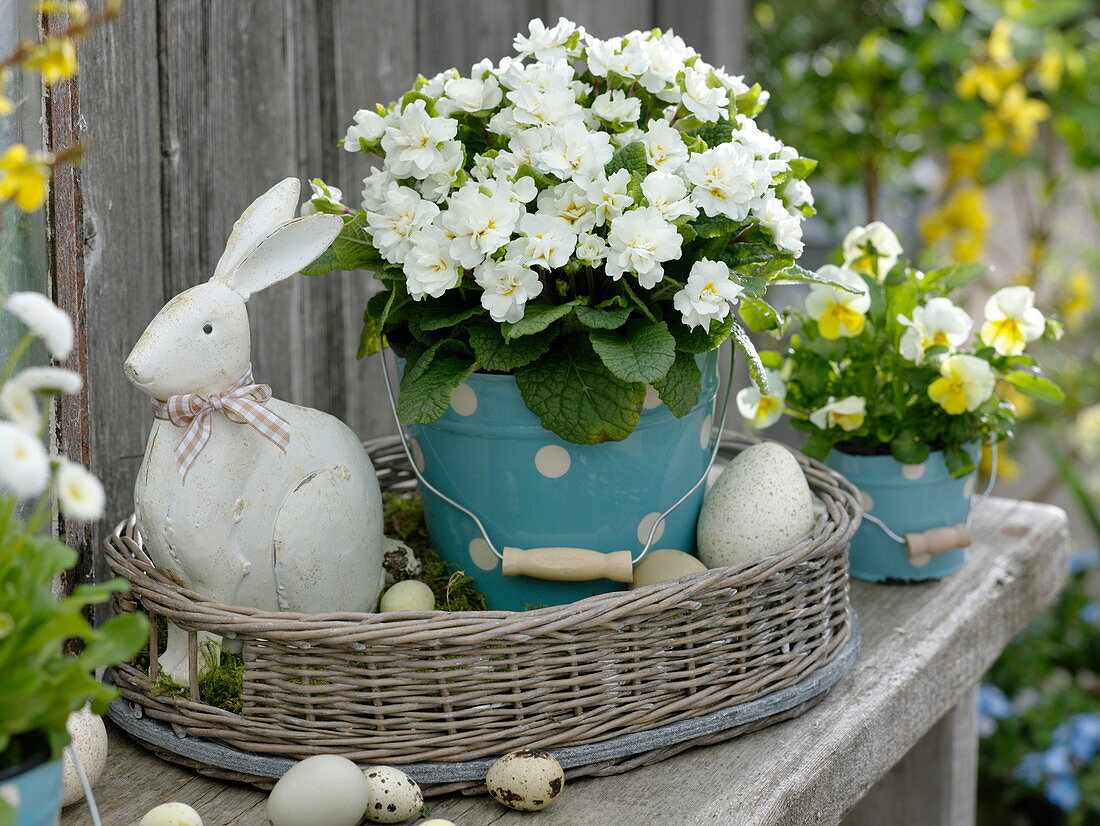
842 684 979 826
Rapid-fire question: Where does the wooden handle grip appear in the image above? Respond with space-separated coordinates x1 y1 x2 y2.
905 524 971 567
501 547 635 583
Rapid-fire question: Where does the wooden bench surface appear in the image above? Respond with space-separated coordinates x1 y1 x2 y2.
63 497 1068 826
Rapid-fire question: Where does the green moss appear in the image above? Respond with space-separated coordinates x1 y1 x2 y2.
145 642 243 714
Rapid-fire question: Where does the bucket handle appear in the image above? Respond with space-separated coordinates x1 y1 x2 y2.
377 339 736 584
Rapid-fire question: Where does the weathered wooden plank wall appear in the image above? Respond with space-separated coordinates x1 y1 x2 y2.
65 0 747 563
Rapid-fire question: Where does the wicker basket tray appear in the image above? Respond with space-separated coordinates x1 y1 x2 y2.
104 432 861 792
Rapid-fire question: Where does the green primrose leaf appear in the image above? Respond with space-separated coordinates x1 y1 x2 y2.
575 303 632 330
739 296 780 331
730 320 769 394
396 340 477 425
604 141 649 176
652 350 703 417
778 263 863 293
469 323 558 372
590 319 677 384
502 300 578 340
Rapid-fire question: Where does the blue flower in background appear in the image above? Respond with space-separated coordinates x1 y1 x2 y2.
1070 548 1099 575
1081 601 1100 625
979 684 1013 737
1016 752 1047 786
1053 714 1100 763
1045 775 1082 812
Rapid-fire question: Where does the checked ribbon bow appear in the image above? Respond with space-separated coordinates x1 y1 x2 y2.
152 366 290 482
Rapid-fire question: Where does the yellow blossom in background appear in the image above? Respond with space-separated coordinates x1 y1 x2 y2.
999 381 1036 420
1061 268 1094 330
945 142 986 183
987 19 1015 64
25 36 78 84
957 61 1021 104
1035 47 1064 90
982 444 1021 481
919 185 989 264
36 1 89 22
0 70 13 116
982 84 1051 154
0 145 51 212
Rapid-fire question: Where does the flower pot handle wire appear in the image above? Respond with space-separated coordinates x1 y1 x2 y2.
378 338 736 577
67 744 102 826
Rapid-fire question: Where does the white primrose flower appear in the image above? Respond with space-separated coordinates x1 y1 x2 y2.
809 396 867 432
756 196 804 256
841 221 903 282
507 128 550 170
575 232 609 265
515 213 577 269
642 119 689 172
5 291 74 360
586 34 651 80
684 142 768 221
673 258 744 330
505 62 582 128
898 297 974 364
606 206 682 288
0 380 38 431
0 421 49 498
781 177 814 210
380 99 459 179
536 183 598 234
474 257 544 323
736 369 787 429
713 66 750 98
513 17 583 62
638 38 688 94
591 89 641 124
680 67 729 122
486 105 522 138
612 125 645 149
419 140 465 203
980 286 1045 356
300 179 344 215
733 114 785 158
55 459 106 521
366 185 440 265
441 186 522 268
641 171 698 221
581 169 634 227
360 166 396 212
404 226 462 300
418 68 460 99
487 173 538 205
535 120 613 180
928 354 996 415
8 366 83 396
439 75 503 114
342 108 387 152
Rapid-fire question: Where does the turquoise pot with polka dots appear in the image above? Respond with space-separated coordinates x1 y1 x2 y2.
409 351 720 611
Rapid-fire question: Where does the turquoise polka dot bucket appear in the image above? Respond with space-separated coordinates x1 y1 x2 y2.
407 352 721 611
0 753 62 826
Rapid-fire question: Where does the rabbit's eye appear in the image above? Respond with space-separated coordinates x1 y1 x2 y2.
203 323 213 335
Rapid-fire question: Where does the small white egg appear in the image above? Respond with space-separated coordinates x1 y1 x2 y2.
267 755 371 826
630 549 707 589
140 802 203 826
486 749 564 812
419 820 456 826
697 441 815 569
379 580 435 612
382 536 422 585
362 765 424 823
61 706 108 806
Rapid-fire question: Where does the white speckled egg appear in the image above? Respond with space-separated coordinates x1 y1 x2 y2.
630 549 707 589
382 536 422 586
485 749 564 811
362 765 424 823
379 580 435 612
140 802 204 826
267 755 371 826
420 821 456 826
61 705 108 807
697 441 815 569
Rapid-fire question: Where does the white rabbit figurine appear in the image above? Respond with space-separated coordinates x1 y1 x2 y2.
125 177 384 683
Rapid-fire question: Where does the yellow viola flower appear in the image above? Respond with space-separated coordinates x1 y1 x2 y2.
928 355 996 415
26 36 78 84
980 285 1045 356
0 144 52 212
805 265 871 339
736 369 786 430
809 396 867 432
841 221 903 282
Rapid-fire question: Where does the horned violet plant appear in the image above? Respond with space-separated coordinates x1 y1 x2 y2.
305 17 836 444
743 223 1065 476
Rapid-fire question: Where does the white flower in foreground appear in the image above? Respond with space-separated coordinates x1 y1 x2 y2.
419 140 465 203
365 185 440 265
535 120 613 180
736 369 787 429
536 183 598 234
841 221 903 282
5 292 74 361
591 89 641 124
513 17 582 62
300 179 344 215
0 381 39 431
680 67 729 122
474 257 544 323
606 207 683 288
898 297 973 364
980 286 1045 356
809 396 867 432
804 266 871 340
641 171 698 222
506 67 581 128
582 169 634 226
0 421 49 498
781 177 814 210
360 166 396 212
928 355 996 415
638 37 688 94
404 226 462 300
56 459 105 521
587 36 650 80
342 108 387 151
642 119 689 172
380 99 458 179
684 142 768 221
756 196 804 256
440 75 503 114
442 187 521 267
515 213 577 269
575 232 609 265
673 258 744 330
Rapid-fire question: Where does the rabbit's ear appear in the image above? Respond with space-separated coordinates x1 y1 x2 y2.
224 213 343 301
211 177 301 284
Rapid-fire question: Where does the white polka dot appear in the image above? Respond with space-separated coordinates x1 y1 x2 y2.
535 445 571 478
861 491 875 512
469 538 498 570
637 512 666 545
450 383 477 416
902 463 926 481
963 475 976 499
409 438 425 472
700 414 713 449
643 385 662 410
